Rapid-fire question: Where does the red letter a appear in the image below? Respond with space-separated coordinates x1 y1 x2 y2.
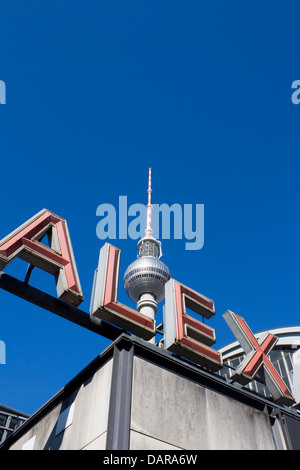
0 209 83 306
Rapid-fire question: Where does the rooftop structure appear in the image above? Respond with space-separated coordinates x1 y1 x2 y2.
0 403 29 445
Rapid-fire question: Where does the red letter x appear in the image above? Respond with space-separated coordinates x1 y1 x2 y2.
223 310 295 406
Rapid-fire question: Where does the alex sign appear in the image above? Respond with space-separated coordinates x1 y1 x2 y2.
0 209 297 408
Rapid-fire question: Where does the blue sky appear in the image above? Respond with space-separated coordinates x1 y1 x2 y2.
0 1 300 415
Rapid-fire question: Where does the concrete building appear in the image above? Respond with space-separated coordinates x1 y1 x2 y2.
1 333 300 450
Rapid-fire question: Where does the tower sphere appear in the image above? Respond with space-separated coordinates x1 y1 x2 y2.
123 236 171 304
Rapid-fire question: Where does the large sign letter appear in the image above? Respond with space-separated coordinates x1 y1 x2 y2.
0 209 83 306
164 279 222 371
223 310 295 406
90 243 155 340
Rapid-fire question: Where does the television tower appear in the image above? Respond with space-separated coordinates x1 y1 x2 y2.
123 168 171 339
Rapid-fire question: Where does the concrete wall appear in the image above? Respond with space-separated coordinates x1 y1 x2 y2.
5 335 298 450
10 358 113 450
130 356 276 450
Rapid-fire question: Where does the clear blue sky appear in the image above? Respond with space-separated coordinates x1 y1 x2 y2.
0 1 300 415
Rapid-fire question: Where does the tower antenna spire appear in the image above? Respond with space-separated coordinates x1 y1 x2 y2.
146 167 152 237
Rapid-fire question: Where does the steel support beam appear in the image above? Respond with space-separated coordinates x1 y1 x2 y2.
0 272 122 341
106 339 133 450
